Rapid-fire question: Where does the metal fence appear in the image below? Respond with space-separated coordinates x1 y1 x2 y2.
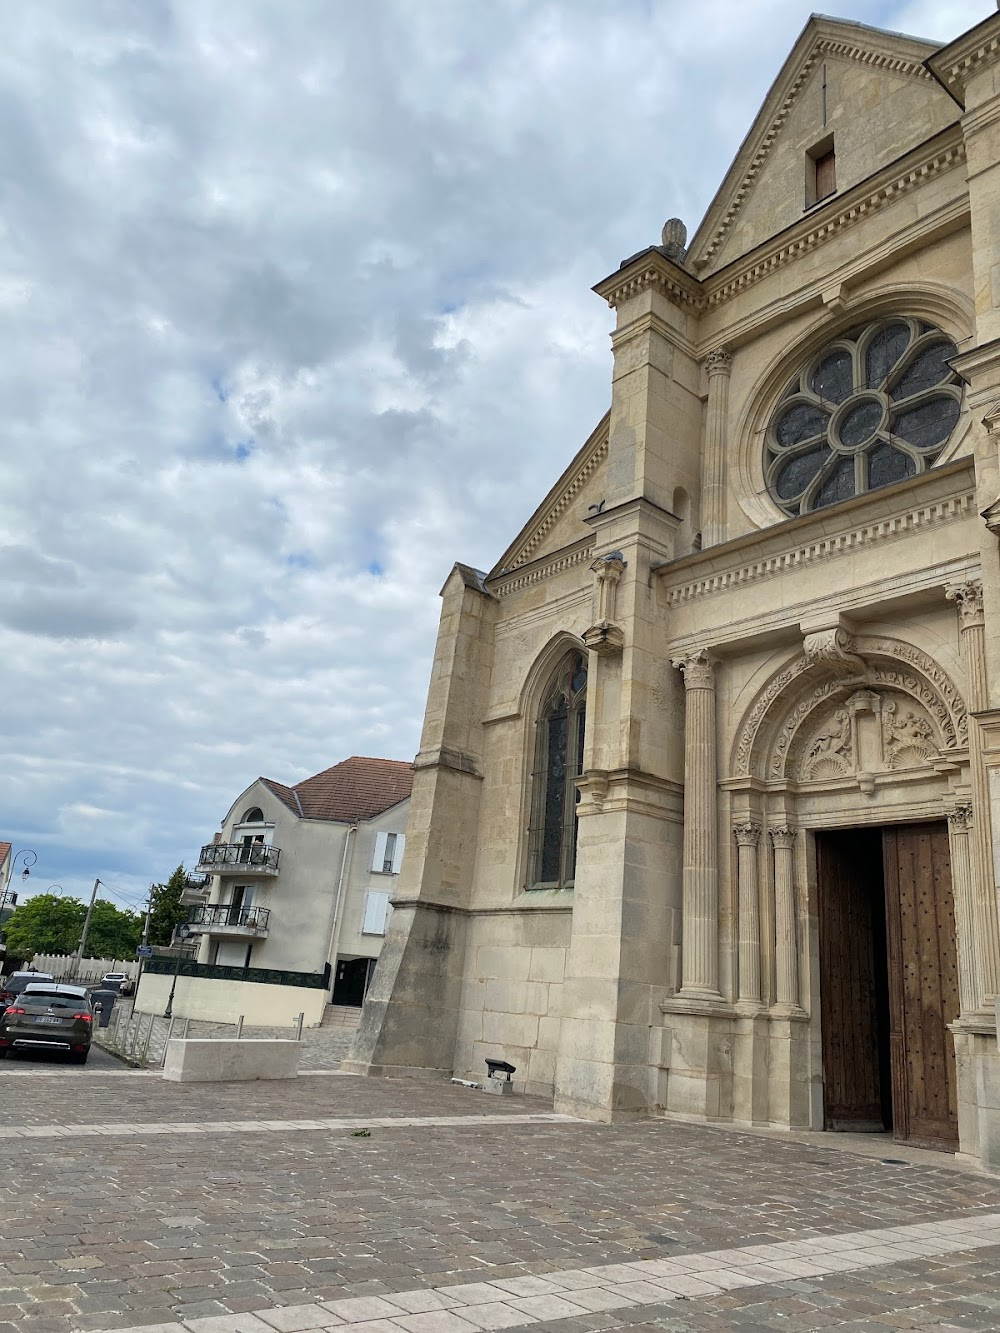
94 1003 306 1069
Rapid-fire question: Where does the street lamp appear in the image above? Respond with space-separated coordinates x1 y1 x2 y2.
11 850 37 881
46 885 65 896
163 923 193 1019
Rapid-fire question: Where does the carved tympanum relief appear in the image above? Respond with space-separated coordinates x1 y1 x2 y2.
734 634 966 780
793 691 939 782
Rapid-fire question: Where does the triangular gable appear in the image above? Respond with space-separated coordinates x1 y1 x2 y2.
490 412 609 577
688 16 952 277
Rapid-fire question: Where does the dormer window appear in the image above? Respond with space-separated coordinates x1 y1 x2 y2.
807 136 836 207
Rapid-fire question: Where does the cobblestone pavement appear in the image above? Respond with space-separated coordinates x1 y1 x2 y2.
2 1072 1000 1333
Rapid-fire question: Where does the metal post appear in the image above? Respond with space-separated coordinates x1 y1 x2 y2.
139 1012 155 1064
164 953 182 1018
182 1017 190 1039
72 879 102 978
162 1015 176 1066
235 1014 244 1040
295 1012 304 1042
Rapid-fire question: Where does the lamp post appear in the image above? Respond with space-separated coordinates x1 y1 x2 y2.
3 849 37 910
46 885 65 897
163 923 193 1019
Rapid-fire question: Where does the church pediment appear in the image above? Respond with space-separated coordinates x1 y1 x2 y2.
688 17 956 277
490 412 609 577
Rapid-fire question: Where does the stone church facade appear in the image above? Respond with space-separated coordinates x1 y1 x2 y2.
346 11 1000 1169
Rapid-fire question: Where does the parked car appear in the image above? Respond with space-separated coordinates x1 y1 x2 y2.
0 983 93 1063
0 971 55 1006
100 972 133 996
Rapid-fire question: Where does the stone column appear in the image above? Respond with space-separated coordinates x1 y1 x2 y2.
947 803 978 1016
947 580 1000 1007
672 650 722 1000
733 822 762 1005
701 349 732 549
769 826 799 1010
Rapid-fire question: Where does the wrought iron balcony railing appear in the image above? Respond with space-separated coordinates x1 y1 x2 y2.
196 843 281 874
187 904 271 933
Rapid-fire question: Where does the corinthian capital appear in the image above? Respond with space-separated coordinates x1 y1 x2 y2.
733 821 762 847
769 825 797 850
671 649 715 689
703 348 733 377
946 579 984 629
947 802 974 832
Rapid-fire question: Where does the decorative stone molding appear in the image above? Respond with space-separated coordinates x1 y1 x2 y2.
948 802 974 833
881 699 937 769
803 628 865 678
734 635 968 778
732 821 762 847
582 552 627 656
662 489 977 606
946 580 985 630
704 349 733 377
769 825 797 850
672 649 716 690
926 22 1000 106
799 707 853 780
493 540 596 598
695 35 938 272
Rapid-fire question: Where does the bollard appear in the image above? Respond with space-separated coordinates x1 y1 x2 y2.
182 1018 191 1039
295 1012 304 1042
235 1015 244 1040
139 1011 155 1064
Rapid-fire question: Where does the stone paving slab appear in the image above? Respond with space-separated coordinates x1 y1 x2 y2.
1 1073 1000 1332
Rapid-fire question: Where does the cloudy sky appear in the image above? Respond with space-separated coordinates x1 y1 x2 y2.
0 0 990 911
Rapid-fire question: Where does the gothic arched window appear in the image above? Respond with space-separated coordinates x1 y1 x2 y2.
528 652 587 889
765 318 961 517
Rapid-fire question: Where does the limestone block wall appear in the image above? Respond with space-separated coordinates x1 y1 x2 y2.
451 909 572 1096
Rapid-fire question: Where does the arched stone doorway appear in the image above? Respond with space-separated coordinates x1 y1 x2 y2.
728 632 974 1151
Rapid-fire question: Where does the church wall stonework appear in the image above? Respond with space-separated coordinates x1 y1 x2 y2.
348 10 1000 1171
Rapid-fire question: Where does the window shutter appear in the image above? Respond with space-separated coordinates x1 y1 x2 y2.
371 831 388 873
363 890 390 935
391 833 405 874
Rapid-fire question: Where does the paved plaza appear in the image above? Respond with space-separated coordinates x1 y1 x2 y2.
2 1067 1000 1333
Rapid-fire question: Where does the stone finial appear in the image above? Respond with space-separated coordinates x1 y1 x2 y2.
661 217 687 260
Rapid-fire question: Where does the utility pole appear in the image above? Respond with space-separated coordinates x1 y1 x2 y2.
136 885 153 989
72 878 101 978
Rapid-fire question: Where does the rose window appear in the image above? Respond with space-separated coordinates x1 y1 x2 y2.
765 318 962 517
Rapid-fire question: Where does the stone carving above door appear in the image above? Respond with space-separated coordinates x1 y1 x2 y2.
733 633 968 779
792 690 939 784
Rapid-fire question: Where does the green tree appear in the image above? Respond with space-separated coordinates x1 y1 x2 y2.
147 865 190 946
3 894 87 957
85 899 143 959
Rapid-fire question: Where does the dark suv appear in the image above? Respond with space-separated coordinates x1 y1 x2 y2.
0 971 55 1006
0 983 93 1063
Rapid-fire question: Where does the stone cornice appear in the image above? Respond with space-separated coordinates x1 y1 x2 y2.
926 14 1000 109
594 131 966 319
702 132 967 310
593 248 701 312
490 535 596 599
659 458 976 608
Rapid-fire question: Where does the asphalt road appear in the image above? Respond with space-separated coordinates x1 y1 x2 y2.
0 1040 126 1072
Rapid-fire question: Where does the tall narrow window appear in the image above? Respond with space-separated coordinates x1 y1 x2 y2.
806 136 836 207
528 652 587 889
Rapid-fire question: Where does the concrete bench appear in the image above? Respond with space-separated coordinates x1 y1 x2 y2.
162 1038 300 1083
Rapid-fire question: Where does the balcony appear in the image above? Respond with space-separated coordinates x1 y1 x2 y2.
180 874 211 907
186 904 271 939
196 843 281 876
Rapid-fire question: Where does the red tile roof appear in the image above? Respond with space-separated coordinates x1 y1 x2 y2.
262 757 413 823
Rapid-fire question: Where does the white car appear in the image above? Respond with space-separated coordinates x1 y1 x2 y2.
100 972 133 995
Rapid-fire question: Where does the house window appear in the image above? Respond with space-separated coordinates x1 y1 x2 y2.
242 807 264 823
528 651 587 889
806 136 836 206
362 890 391 935
371 831 405 874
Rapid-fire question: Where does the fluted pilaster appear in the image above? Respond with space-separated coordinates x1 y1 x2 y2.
769 825 799 1009
672 650 721 999
947 803 978 1015
701 349 732 549
733 821 762 1004
947 579 1000 1005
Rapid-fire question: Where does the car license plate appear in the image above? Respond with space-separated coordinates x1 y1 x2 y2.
35 1016 63 1025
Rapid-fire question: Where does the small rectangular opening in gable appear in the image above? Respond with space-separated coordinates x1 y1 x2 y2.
806 135 836 208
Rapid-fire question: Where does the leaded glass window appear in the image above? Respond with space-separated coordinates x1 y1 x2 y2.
765 318 961 517
528 652 587 889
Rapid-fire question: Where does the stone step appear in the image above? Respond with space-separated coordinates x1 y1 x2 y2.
322 1004 362 1029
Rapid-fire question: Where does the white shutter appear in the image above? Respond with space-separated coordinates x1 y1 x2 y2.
362 890 390 935
391 833 405 874
371 831 389 873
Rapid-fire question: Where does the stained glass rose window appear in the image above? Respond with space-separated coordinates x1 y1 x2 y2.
765 319 962 517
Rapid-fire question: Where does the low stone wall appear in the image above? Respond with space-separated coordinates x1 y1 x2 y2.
135 972 327 1027
162 1038 300 1083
